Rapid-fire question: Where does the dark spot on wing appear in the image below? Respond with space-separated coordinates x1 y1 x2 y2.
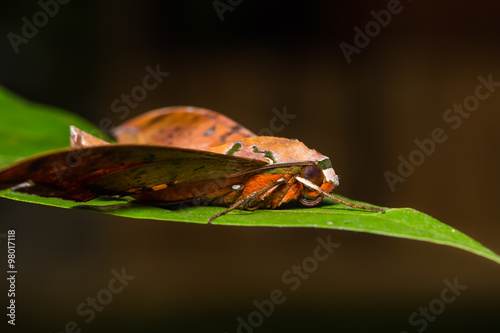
99 149 116 159
134 169 147 177
219 125 243 143
204 125 216 136
27 155 50 174
143 153 155 163
144 114 169 127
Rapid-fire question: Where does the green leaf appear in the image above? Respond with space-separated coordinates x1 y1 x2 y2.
0 86 499 265
0 86 102 168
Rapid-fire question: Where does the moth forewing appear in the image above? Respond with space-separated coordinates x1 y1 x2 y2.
0 144 267 201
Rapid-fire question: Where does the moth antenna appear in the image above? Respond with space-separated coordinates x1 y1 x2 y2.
322 192 385 212
208 177 288 224
295 176 385 213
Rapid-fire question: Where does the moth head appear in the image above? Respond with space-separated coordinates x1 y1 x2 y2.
298 159 339 206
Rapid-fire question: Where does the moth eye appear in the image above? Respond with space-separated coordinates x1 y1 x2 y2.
301 165 324 186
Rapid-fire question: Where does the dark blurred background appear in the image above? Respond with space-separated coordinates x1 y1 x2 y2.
1 0 500 332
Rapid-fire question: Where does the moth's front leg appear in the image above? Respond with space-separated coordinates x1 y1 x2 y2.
207 177 288 224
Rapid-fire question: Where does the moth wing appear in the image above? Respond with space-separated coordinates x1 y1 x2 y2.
0 145 267 201
70 126 110 148
112 106 256 149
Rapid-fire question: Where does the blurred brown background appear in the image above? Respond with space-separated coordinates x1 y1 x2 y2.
1 0 500 332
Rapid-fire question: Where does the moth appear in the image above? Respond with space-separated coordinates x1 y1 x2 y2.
0 107 384 223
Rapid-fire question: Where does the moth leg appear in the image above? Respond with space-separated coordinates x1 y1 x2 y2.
208 177 287 224
295 176 385 212
266 176 300 208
